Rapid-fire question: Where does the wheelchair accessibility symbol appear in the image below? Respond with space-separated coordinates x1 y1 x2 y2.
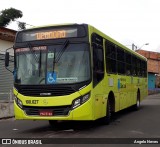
47 72 57 84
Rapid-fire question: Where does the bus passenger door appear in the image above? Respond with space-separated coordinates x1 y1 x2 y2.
92 33 105 120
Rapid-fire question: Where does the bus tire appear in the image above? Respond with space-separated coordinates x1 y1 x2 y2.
101 99 111 125
133 91 140 111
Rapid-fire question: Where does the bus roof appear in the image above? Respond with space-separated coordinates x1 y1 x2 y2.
23 23 147 61
27 23 78 30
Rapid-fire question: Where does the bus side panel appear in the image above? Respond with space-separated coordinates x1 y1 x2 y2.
92 80 108 120
140 78 148 101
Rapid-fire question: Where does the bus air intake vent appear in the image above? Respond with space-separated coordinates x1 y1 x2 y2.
16 85 75 96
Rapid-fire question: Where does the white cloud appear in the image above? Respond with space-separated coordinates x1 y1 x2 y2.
0 0 160 52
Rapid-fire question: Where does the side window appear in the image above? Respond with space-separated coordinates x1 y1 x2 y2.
141 60 147 77
105 40 146 77
126 52 132 75
132 55 140 76
137 58 142 76
106 41 117 73
117 47 125 74
144 61 147 77
92 33 104 87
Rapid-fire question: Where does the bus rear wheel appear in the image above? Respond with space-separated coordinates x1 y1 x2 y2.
133 91 140 111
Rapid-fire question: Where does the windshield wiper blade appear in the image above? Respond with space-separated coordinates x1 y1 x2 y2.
56 40 69 62
52 40 69 73
39 50 42 77
52 48 56 74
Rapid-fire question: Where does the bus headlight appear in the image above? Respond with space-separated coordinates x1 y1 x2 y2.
72 92 90 109
73 99 81 109
81 93 90 103
14 96 23 109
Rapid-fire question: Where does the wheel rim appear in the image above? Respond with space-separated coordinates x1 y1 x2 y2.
137 92 140 108
137 99 140 107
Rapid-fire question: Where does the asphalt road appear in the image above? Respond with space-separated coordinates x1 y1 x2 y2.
0 93 160 147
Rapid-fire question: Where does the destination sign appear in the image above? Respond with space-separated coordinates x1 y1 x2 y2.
36 30 66 40
20 28 77 41
15 46 47 53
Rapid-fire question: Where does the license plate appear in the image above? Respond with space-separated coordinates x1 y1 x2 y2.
39 110 53 116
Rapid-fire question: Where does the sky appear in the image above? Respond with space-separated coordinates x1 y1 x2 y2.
1 0 160 52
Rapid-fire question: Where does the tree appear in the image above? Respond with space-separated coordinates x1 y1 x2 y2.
0 7 23 27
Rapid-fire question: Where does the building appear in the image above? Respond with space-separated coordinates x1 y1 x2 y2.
136 50 160 89
0 27 16 100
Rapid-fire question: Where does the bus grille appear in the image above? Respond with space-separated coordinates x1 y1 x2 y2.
23 105 71 116
15 85 75 96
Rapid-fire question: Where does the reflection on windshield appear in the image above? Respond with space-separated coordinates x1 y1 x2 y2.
15 44 90 85
15 46 46 84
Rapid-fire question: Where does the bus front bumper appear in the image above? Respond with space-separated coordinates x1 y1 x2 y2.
14 100 93 121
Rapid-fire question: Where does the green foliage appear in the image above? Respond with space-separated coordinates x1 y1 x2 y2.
0 7 23 27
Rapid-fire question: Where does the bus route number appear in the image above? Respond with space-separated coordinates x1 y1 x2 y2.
26 100 39 104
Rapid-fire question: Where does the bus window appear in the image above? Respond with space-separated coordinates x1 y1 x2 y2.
141 60 147 77
126 52 132 75
132 55 137 76
137 58 142 76
117 47 125 74
106 41 117 73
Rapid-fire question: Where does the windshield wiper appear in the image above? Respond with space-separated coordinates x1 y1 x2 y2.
52 40 69 73
52 48 56 74
56 40 69 62
39 50 42 77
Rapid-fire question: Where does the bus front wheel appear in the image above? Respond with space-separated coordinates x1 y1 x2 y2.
101 99 111 125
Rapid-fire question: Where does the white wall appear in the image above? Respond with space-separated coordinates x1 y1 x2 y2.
0 39 14 55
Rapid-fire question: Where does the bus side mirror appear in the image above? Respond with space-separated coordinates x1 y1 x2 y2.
5 52 10 67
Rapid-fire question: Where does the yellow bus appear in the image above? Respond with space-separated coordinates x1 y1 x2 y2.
5 24 147 126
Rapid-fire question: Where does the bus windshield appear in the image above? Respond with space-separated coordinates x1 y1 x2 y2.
14 43 90 85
